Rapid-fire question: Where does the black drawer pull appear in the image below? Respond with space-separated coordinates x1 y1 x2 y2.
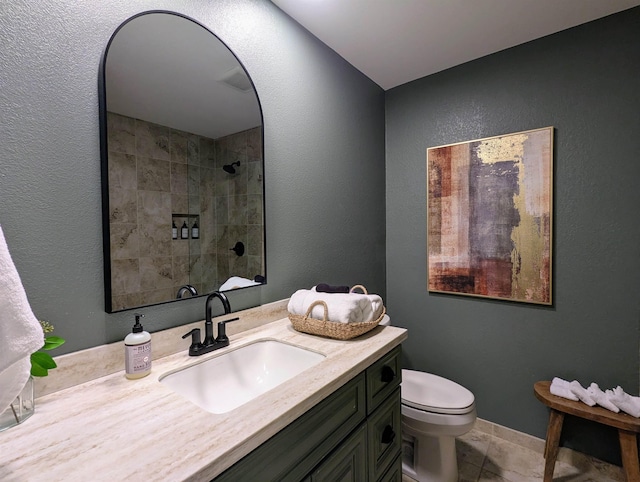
381 425 395 444
380 365 396 383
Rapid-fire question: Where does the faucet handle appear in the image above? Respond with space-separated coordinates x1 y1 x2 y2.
182 328 203 356
216 317 239 343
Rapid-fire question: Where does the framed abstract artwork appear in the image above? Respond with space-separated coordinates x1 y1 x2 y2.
427 127 553 305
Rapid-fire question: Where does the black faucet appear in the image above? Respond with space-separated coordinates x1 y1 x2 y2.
182 291 237 356
176 284 198 299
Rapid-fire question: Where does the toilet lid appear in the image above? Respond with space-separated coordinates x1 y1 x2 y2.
401 370 475 415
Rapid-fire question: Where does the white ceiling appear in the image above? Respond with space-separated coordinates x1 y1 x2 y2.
271 0 640 90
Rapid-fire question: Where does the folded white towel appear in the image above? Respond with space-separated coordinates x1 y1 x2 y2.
288 289 383 323
569 380 596 406
551 377 572 388
550 377 579 401
587 383 619 413
0 224 44 414
608 386 640 418
311 286 385 320
219 276 260 291
550 384 579 401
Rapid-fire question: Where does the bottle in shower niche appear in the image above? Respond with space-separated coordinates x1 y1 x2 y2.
125 314 151 379
191 220 199 239
172 221 178 240
181 221 189 239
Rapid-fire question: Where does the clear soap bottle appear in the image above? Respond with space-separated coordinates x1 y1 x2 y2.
125 314 151 379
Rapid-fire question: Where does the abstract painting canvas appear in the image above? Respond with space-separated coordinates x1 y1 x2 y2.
427 127 553 305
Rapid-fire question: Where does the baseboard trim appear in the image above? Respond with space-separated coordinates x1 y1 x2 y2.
473 417 623 470
473 418 545 454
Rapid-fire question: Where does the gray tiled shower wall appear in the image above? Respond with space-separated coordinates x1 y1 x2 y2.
106 112 264 310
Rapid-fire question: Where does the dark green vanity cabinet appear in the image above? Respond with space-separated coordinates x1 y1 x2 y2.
214 345 402 482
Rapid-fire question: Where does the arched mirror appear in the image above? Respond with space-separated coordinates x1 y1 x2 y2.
99 11 265 313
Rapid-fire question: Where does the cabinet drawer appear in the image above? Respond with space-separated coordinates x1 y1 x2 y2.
366 345 401 414
214 373 366 482
368 388 401 482
309 424 367 482
378 453 402 482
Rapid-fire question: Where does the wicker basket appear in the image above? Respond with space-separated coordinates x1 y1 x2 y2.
289 285 386 340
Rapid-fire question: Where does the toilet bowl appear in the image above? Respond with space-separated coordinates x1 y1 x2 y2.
379 316 476 482
401 370 476 482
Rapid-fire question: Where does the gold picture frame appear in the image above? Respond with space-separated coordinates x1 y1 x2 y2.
427 127 553 305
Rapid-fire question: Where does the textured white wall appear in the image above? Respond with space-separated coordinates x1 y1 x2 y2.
0 0 385 352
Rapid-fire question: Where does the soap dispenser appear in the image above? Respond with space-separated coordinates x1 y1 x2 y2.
125 313 151 379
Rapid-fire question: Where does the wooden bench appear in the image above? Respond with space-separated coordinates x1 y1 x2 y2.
534 380 640 482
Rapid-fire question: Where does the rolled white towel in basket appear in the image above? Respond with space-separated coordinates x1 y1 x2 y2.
288 289 383 323
312 285 384 319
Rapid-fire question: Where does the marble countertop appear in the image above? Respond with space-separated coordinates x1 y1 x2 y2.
0 318 407 482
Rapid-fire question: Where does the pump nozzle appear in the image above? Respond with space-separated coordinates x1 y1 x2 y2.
133 313 145 333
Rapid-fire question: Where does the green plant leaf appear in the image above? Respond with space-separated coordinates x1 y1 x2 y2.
30 362 48 377
30 351 57 377
31 351 57 369
42 336 65 350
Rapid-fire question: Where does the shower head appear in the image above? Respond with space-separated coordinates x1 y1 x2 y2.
223 161 240 174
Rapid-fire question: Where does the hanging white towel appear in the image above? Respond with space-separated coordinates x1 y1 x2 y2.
0 224 44 414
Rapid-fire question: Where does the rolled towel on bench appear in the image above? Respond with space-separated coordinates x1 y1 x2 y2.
608 386 640 418
587 383 619 413
569 380 596 406
551 377 571 388
288 289 383 323
550 377 579 401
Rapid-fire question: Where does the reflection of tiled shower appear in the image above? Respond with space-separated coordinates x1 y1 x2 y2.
107 112 264 310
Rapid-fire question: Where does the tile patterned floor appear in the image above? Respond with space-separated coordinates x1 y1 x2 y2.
402 427 625 482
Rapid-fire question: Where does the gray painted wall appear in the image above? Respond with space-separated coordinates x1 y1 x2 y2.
0 0 385 352
386 7 640 463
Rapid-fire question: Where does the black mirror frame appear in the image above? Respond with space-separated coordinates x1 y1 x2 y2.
98 10 266 313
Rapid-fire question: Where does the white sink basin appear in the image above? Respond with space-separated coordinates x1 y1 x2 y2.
160 339 325 414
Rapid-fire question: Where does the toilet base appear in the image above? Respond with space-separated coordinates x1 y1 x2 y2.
402 428 458 482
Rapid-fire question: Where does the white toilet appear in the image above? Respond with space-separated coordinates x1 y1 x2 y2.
379 316 477 482
401 370 476 482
